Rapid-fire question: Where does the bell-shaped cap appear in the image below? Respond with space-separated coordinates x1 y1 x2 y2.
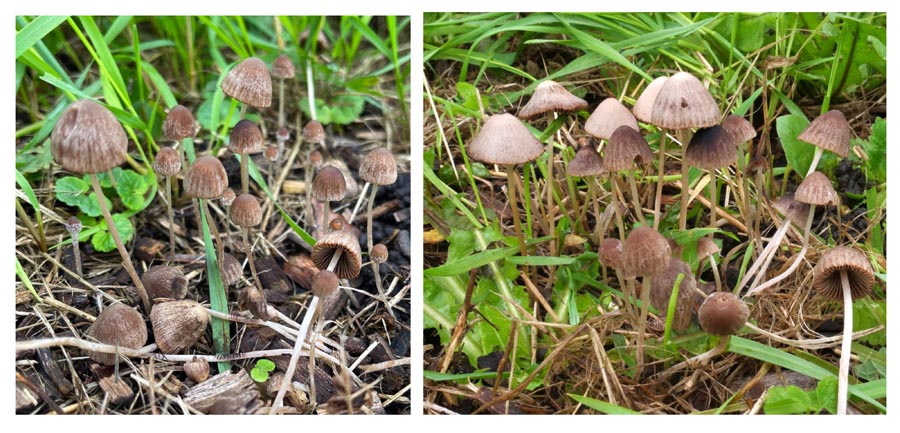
184 156 228 199
311 166 347 202
228 119 263 155
153 146 182 177
231 193 262 227
698 292 749 336
467 113 544 165
221 57 272 108
359 148 398 186
632 76 667 123
649 259 696 331
163 105 196 141
685 125 737 170
651 72 720 129
813 246 875 301
271 54 296 79
622 226 671 278
798 110 850 158
566 144 605 177
51 100 127 174
721 114 756 144
795 171 839 206
517 80 587 119
585 98 639 140
773 193 811 227
604 125 653 172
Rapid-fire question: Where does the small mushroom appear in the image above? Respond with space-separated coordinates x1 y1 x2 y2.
622 226 671 375
221 57 273 113
566 141 606 240
585 97 639 140
229 119 264 194
232 193 267 310
271 54 295 130
86 303 148 365
141 265 188 303
311 229 362 279
685 125 738 229
649 259 696 332
150 300 208 354
605 125 654 229
184 156 229 285
184 356 210 383
698 292 749 337
311 166 347 230
153 146 182 260
798 109 850 176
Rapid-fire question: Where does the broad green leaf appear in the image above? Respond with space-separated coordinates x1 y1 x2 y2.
775 114 814 174
15 141 53 174
446 228 476 264
423 369 505 382
764 385 814 414
853 299 886 346
506 255 576 266
307 94 366 125
256 359 275 372
250 367 269 383
90 213 135 252
112 168 151 211
862 117 886 183
423 245 518 277
816 376 838 414
54 176 89 207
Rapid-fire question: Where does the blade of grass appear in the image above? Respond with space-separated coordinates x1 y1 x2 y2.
569 394 641 414
15 15 69 58
15 256 42 303
16 169 46 252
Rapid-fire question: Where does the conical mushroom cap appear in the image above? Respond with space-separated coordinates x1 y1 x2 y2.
228 119 263 155
142 266 188 302
303 120 325 144
650 72 720 129
585 98 639 140
795 171 838 206
813 246 875 301
271 54 296 79
697 237 720 258
685 125 737 170
163 105 196 141
798 110 850 158
51 100 127 174
359 148 398 185
773 193 811 227
153 146 182 177
566 144 605 177
604 125 653 172
86 303 148 365
649 259 696 331
467 113 544 165
517 80 587 119
311 166 347 202
221 57 272 108
721 114 756 144
622 226 671 278
150 300 208 354
231 193 262 227
598 238 624 270
311 230 362 279
184 156 228 199
633 76 667 123
698 292 749 336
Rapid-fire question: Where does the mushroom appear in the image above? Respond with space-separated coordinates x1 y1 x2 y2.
221 57 273 118
467 113 544 256
684 125 738 229
604 125 654 230
141 265 188 304
696 236 723 292
622 226 671 375
302 120 327 226
798 109 850 177
585 97 639 140
184 356 210 383
565 140 606 240
311 229 362 279
162 104 196 175
231 193 268 318
228 119 264 195
265 144 279 188
51 99 152 314
149 299 208 354
813 246 875 415
220 252 244 287
698 291 749 337
153 146 182 260
271 54 295 130
351 148 397 298
311 166 347 230
371 243 389 265
632 76 667 124
649 72 721 231
183 155 229 279
721 115 757 223
85 303 148 365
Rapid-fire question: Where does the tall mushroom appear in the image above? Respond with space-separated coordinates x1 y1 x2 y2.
604 125 654 231
162 104 196 174
229 119 264 195
798 109 850 177
51 99 151 314
183 156 229 276
812 246 875 415
221 57 273 119
153 146 182 261
566 141 606 240
311 166 347 231
271 54 295 131
231 193 267 316
684 125 737 229
352 147 397 297
85 303 148 365
621 226 671 375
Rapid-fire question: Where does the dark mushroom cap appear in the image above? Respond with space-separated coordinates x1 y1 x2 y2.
312 270 340 299
598 238 624 270
813 246 875 301
311 230 362 279
163 105 196 141
773 193 811 227
721 115 756 144
685 125 737 170
798 110 850 158
237 285 274 321
746 156 768 175
65 216 82 235
359 148 398 186
371 243 389 264
622 226 671 278
794 171 839 206
604 125 653 172
231 193 262 227
309 150 323 168
467 113 544 165
221 57 272 108
184 156 228 199
649 259 697 331
303 120 325 144
585 98 639 140
517 80 587 119
311 166 347 202
698 292 749 336
633 76 668 123
86 303 148 365
149 300 209 354
650 72 720 129
153 146 182 177
271 54 296 79
220 253 243 286
228 119 263 155
566 144 605 177
141 265 188 302
51 99 127 174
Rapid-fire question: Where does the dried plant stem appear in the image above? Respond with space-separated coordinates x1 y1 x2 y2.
242 228 265 295
746 205 815 296
89 173 150 314
348 181 371 223
506 164 527 256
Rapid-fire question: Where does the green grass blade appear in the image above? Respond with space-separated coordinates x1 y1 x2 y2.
16 16 68 58
237 154 316 247
569 394 641 414
423 245 518 277
15 256 42 303
198 203 231 373
553 14 652 82
424 370 507 382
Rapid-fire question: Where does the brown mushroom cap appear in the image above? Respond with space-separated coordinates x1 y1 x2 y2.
773 193 811 227
650 72 720 130
598 238 624 270
86 303 148 365
264 145 279 162
698 292 749 336
237 285 274 320
141 265 188 302
798 110 850 158
312 270 340 299
303 120 326 144
359 148 398 186
228 119 264 155
51 99 128 174
794 171 839 206
276 127 290 143
271 54 296 79
221 188 237 207
153 146 182 177
517 80 588 120
311 166 347 202
604 125 654 172
65 216 82 235
311 230 362 279
685 125 737 170
632 76 668 123
184 356 210 383
585 98 639 140
721 114 756 144
184 156 228 199
649 259 697 331
220 252 243 286
221 57 272 108
746 156 768 175
231 193 262 227
163 105 197 141
467 113 544 165
622 226 671 278
371 243 389 264
566 144 605 177
150 300 208 354
697 237 720 258
813 246 875 301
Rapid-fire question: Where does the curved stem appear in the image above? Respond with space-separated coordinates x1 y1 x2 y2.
348 182 371 223
243 228 264 294
838 270 853 415
736 219 792 295
277 78 286 130
748 204 815 295
89 173 150 314
627 172 646 226
306 60 317 121
708 170 717 229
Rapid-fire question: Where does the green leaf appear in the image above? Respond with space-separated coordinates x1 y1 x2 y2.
15 141 53 174
446 228 476 264
423 245 518 277
198 202 231 373
816 376 838 414
569 394 641 414
853 299 886 346
764 385 814 414
90 214 135 252
54 176 90 207
423 369 505 382
250 367 269 383
307 94 366 126
16 16 69 59
455 81 486 112
256 359 275 372
112 168 151 211
776 114 814 174
862 117 886 183
506 255 575 266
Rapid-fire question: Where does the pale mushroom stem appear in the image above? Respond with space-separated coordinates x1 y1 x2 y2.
611 180 627 240
89 173 151 314
635 276 653 377
506 164 527 256
165 175 176 262
366 185 386 297
323 200 331 231
708 254 723 292
653 129 667 230
678 129 693 231
306 60 317 122
545 135 556 258
240 153 249 194
588 179 602 243
807 147 824 178
708 170 717 229
737 219 792 295
747 205 815 296
277 78 286 130
69 228 82 278
348 181 371 223
242 228 265 295
626 171 647 226
837 269 853 415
